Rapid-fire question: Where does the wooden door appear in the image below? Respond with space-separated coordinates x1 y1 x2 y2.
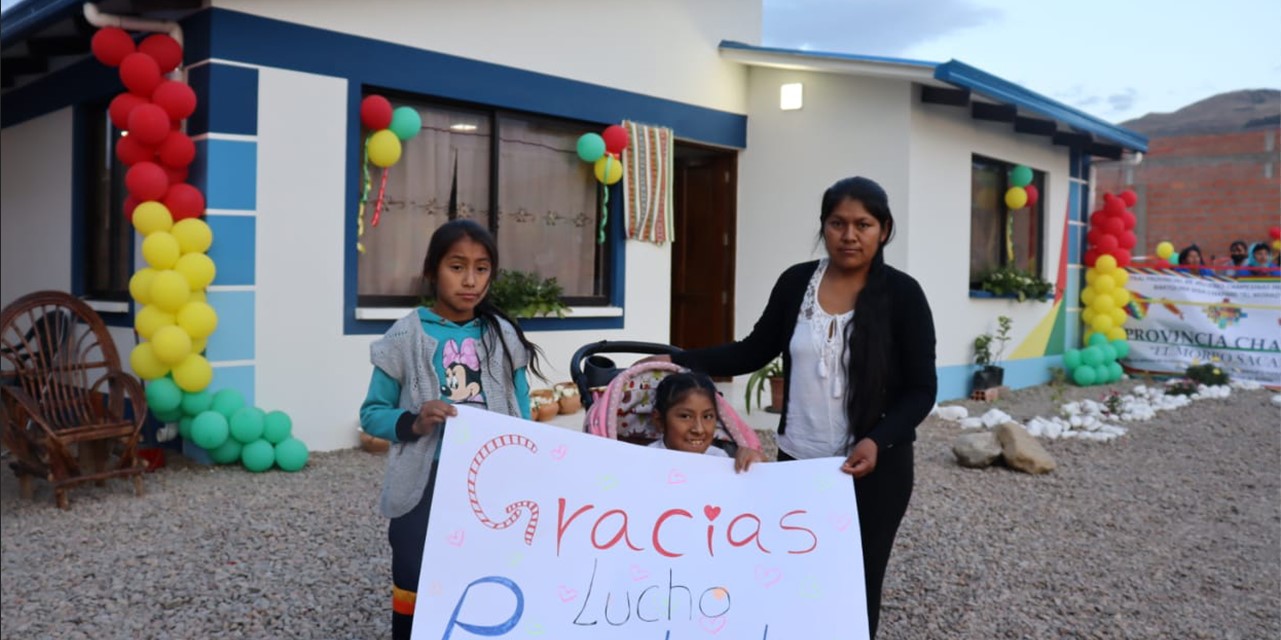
671 144 736 352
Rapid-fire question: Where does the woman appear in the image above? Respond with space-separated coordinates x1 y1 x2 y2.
646 176 937 638
1176 244 1213 276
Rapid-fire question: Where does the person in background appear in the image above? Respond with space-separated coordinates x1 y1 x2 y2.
1227 240 1250 276
1176 245 1213 276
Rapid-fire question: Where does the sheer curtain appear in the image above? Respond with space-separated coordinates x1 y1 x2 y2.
970 160 1002 283
497 116 598 298
358 105 490 299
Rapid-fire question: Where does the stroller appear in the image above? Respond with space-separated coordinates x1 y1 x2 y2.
569 341 760 455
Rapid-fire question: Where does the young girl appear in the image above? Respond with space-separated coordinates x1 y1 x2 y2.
650 371 765 472
358 219 543 640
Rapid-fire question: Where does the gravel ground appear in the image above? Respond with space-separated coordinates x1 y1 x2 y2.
2 382 1278 639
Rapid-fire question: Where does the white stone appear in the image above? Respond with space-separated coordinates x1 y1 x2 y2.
959 417 985 430
981 409 1013 428
935 405 969 422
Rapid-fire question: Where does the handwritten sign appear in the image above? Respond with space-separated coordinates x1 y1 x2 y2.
413 406 868 639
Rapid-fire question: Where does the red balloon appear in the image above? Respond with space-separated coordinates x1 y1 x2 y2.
138 34 183 73
1155 258 1171 269
126 162 169 202
1023 184 1039 208
1119 230 1138 250
123 196 140 221
360 95 393 130
151 81 197 121
108 93 147 130
119 52 163 97
127 103 171 146
1084 248 1101 268
1095 233 1119 253
602 125 629 154
164 183 205 220
115 135 155 166
1119 189 1138 207
1087 228 1106 247
1103 193 1125 216
164 165 189 185
1102 214 1125 236
91 27 135 67
1114 249 1132 268
156 131 195 168
1121 210 1136 231
1269 226 1281 240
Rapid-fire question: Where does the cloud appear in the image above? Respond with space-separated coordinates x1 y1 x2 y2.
1106 88 1137 113
763 0 1002 56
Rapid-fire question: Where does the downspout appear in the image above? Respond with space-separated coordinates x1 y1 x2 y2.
83 2 184 74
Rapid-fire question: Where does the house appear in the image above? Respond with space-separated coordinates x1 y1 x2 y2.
1 0 1147 452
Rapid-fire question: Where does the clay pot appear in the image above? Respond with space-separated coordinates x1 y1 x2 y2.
554 382 582 414
536 402 560 422
360 432 390 454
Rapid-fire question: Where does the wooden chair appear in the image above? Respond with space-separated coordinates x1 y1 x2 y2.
1 291 146 508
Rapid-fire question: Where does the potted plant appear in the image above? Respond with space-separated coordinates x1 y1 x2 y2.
972 315 1013 391
979 265 1053 302
486 269 570 318
744 357 784 414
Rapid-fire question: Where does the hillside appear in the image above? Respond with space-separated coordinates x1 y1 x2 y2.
1120 89 1280 137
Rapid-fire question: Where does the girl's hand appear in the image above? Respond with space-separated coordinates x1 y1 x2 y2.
414 400 457 436
734 447 766 473
841 438 878 478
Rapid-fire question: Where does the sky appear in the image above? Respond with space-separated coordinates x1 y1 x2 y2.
764 0 1281 124
3 0 1277 124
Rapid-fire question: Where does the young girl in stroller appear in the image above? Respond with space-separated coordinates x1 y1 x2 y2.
575 343 765 471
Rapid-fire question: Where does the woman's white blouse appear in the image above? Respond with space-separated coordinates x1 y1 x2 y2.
778 258 853 460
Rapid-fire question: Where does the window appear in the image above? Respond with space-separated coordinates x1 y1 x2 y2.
356 96 608 308
82 103 132 303
969 155 1045 288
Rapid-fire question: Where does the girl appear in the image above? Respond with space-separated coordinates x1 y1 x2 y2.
650 371 765 472
358 219 543 640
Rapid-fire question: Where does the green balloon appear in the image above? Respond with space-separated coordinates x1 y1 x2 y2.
1072 365 1097 386
1010 165 1033 188
274 437 309 472
262 410 293 444
1107 362 1124 382
191 411 229 450
209 438 243 464
389 106 421 141
1101 344 1118 363
229 407 265 444
241 440 275 473
1111 339 1130 359
1088 332 1109 347
181 389 214 416
154 406 184 423
145 378 183 414
211 388 245 419
1062 349 1082 370
178 416 194 441
1081 346 1104 367
1093 364 1110 385
576 133 606 163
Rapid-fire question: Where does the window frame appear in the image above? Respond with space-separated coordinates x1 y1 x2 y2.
354 90 613 310
72 101 133 322
968 154 1047 291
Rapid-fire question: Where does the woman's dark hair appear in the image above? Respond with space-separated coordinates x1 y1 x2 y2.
422 219 546 379
1179 244 1204 266
820 176 895 444
653 371 720 420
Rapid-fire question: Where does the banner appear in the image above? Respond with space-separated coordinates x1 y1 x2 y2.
1122 269 1281 387
414 406 866 639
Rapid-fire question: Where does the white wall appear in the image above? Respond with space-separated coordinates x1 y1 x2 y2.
734 67 913 343
215 0 758 115
1 109 74 308
908 98 1071 368
255 67 673 452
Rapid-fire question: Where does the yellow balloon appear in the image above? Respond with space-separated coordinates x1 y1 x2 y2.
189 289 207 303
1105 327 1127 341
129 268 157 305
1094 274 1115 293
132 201 173 236
1085 269 1098 285
1080 286 1096 306
171 353 213 392
1091 313 1114 332
1113 288 1132 307
1095 254 1118 273
176 301 218 339
134 304 176 340
129 342 170 380
1272 239 1281 252
1092 293 1116 312
1155 241 1174 260
1113 269 1129 287
172 218 213 255
191 336 208 355
1004 186 1028 210
368 129 402 168
142 232 181 269
594 155 623 185
151 325 193 365
1109 307 1127 326
149 270 191 313
1082 307 1097 324
174 253 216 290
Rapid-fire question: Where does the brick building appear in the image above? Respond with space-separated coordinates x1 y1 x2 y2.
1096 127 1280 265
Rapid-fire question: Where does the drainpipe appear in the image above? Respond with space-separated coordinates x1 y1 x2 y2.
83 2 184 65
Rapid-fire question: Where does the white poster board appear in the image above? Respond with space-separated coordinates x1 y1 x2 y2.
1123 270 1281 387
413 406 867 639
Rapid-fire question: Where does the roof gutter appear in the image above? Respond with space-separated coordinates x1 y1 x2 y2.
83 2 183 49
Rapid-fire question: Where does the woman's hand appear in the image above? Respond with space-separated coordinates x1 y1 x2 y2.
414 400 457 436
841 438 878 478
734 447 766 473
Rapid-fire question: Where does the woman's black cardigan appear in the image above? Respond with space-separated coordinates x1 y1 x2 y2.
673 260 937 451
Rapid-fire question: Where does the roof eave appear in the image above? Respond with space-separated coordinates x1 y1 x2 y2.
719 40 943 86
